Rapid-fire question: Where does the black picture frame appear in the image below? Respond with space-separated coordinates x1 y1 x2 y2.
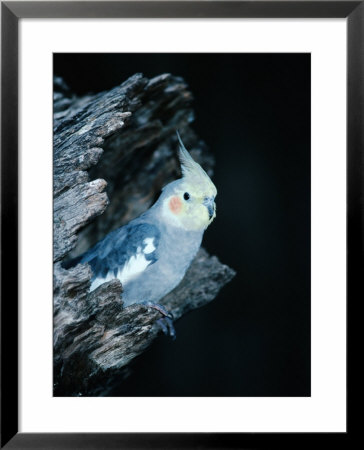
1 1 359 448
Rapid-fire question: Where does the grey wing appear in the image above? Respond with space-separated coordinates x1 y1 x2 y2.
80 222 161 289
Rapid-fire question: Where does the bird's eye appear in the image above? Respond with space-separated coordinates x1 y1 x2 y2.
183 192 190 201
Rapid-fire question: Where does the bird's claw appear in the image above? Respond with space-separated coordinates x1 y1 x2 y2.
141 301 176 339
157 317 176 340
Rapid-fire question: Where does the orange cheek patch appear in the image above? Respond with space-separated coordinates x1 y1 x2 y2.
169 196 183 215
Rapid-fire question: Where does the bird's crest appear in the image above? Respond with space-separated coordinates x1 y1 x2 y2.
176 131 217 196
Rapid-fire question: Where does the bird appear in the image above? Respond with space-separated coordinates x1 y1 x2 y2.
75 132 217 336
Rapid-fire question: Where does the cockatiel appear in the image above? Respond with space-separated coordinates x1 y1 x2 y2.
78 132 217 336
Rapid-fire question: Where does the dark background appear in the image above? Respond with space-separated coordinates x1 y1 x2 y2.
54 53 311 396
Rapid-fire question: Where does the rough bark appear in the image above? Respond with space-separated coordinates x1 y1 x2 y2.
53 73 235 396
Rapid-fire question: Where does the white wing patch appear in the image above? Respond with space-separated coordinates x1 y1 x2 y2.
90 238 155 292
143 237 155 254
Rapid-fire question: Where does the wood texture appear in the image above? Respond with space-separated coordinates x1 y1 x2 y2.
53 73 235 396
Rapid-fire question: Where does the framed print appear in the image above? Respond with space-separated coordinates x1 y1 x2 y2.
1 1 359 448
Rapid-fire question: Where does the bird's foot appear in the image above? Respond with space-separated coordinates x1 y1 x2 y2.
156 317 176 340
141 301 174 320
141 302 176 339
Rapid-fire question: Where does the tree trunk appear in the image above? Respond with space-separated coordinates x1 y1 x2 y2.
53 73 235 396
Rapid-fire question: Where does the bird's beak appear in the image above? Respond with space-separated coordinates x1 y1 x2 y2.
203 197 215 220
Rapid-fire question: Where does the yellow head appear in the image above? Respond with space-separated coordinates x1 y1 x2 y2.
161 132 217 231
